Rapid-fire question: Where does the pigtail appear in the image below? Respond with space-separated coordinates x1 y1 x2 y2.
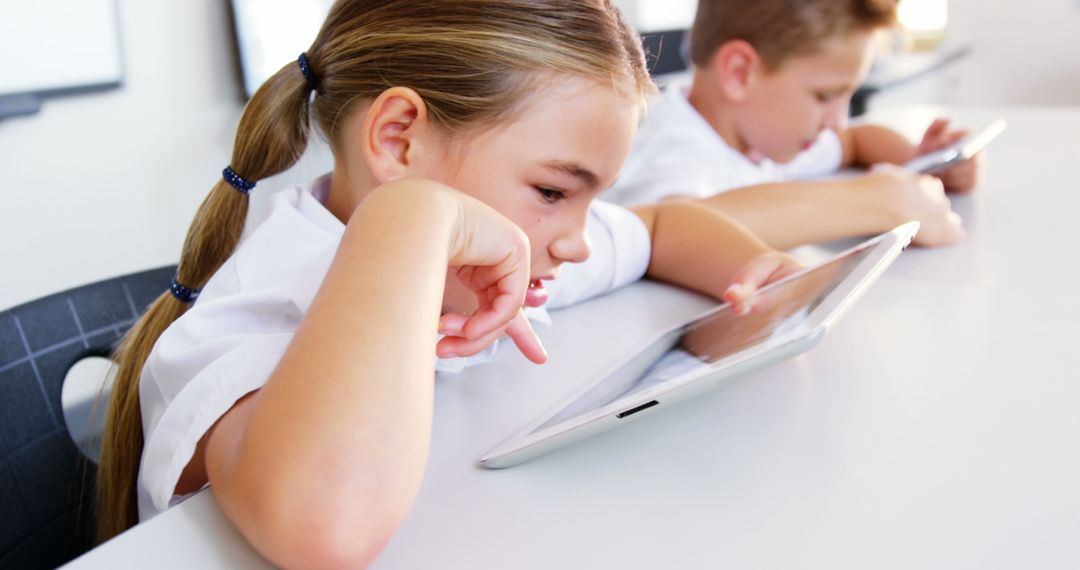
95 58 317 543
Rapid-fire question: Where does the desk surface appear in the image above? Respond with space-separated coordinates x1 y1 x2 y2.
66 105 1080 569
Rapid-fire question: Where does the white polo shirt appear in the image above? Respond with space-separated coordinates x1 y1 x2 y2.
605 80 844 206
136 174 652 520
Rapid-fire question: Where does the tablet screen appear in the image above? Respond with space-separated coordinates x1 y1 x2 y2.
529 241 877 434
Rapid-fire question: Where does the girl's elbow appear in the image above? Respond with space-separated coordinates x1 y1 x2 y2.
248 500 402 569
223 479 411 569
269 521 394 569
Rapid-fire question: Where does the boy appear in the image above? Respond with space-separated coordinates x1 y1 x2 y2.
607 0 981 249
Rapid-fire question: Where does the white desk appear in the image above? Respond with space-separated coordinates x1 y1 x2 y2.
66 106 1080 569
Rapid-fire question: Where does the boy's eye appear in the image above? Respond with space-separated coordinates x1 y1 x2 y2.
815 92 838 103
534 186 566 204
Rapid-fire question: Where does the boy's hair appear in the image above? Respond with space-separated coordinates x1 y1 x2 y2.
689 0 898 70
96 0 653 542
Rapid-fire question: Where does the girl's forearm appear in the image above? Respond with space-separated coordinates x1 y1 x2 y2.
209 181 457 568
632 201 773 300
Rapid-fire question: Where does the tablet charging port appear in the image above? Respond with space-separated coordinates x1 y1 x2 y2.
616 400 659 419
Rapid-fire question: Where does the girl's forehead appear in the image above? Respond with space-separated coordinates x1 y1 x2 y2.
470 76 639 144
450 80 640 185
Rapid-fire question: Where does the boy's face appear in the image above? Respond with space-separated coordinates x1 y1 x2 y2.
737 30 878 163
423 75 640 310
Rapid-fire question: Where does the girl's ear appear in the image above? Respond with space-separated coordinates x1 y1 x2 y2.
360 87 432 183
710 40 762 102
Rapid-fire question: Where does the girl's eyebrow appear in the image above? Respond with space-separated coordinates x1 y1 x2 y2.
542 160 600 190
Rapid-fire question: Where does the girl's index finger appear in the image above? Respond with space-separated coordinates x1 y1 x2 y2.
461 281 527 341
504 310 547 364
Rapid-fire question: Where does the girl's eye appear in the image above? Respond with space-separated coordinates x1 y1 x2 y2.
815 92 837 103
535 186 566 204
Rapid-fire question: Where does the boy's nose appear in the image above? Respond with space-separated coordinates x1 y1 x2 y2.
824 97 850 131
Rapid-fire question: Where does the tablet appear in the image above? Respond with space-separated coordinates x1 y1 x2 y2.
479 222 919 468
903 118 1006 174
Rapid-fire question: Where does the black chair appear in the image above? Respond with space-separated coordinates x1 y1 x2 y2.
0 266 175 570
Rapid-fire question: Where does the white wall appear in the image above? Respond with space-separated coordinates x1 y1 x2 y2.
944 0 1080 106
3 0 1079 311
0 0 332 310
613 0 696 32
1 1 239 309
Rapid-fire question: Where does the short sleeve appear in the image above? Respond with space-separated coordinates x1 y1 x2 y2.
545 200 651 310
608 161 719 205
137 281 305 519
137 184 343 521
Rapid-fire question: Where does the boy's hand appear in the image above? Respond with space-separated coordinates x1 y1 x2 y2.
869 163 965 247
935 149 983 194
917 117 984 193
917 117 964 155
722 251 803 316
436 190 547 364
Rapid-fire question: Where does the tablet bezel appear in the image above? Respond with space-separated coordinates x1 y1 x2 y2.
478 222 919 468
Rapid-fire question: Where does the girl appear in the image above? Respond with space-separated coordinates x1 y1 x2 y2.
97 1 800 567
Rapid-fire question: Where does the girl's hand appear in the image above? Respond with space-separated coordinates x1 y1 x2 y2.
721 251 803 316
917 118 982 193
434 190 547 364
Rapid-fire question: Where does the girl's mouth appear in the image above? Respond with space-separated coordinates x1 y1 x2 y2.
524 278 549 308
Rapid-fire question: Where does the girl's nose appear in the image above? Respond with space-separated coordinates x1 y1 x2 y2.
550 228 591 264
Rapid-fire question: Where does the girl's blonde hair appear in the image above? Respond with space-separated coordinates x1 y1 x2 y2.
96 0 653 543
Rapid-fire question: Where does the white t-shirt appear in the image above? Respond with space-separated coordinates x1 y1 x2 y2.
136 174 652 520
605 80 844 206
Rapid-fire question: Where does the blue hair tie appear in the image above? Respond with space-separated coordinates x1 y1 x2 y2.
169 277 200 304
222 166 256 194
298 52 319 92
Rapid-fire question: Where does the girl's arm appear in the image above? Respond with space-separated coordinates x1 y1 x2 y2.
631 200 802 312
194 180 537 569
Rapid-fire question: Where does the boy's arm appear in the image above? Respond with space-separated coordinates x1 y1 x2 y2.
703 166 964 250
836 124 919 168
837 120 982 193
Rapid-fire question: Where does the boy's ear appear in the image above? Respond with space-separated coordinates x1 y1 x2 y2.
361 87 431 183
709 40 762 102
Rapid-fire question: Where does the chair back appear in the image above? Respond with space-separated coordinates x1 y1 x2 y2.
0 266 174 569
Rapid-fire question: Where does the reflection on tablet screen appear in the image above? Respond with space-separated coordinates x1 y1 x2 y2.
530 241 875 435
